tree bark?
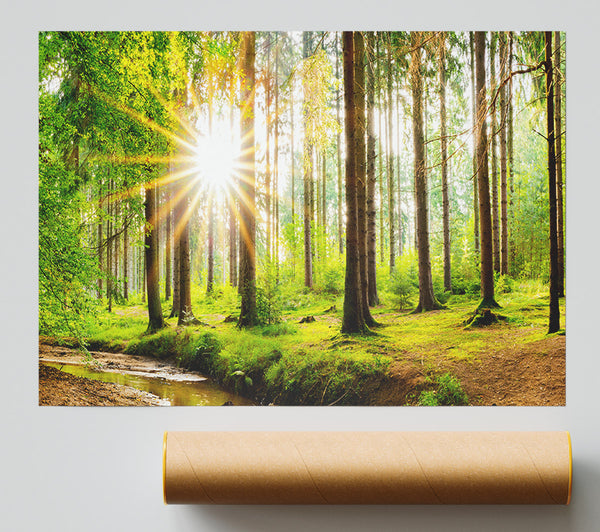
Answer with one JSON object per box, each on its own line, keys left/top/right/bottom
{"left": 499, "top": 32, "right": 509, "bottom": 275}
{"left": 238, "top": 31, "right": 257, "bottom": 327}
{"left": 475, "top": 31, "right": 499, "bottom": 309}
{"left": 386, "top": 33, "right": 395, "bottom": 272}
{"left": 545, "top": 32, "right": 560, "bottom": 333}
{"left": 144, "top": 176, "right": 165, "bottom": 332}
{"left": 439, "top": 33, "right": 451, "bottom": 293}
{"left": 341, "top": 32, "right": 367, "bottom": 334}
{"left": 411, "top": 32, "right": 442, "bottom": 313}
{"left": 489, "top": 34, "right": 500, "bottom": 273}
{"left": 508, "top": 32, "right": 515, "bottom": 274}
{"left": 365, "top": 32, "right": 379, "bottom": 306}
{"left": 354, "top": 33, "right": 377, "bottom": 325}
{"left": 554, "top": 31, "right": 565, "bottom": 298}
{"left": 336, "top": 32, "right": 343, "bottom": 256}
{"left": 302, "top": 31, "right": 313, "bottom": 288}
{"left": 470, "top": 32, "right": 480, "bottom": 254}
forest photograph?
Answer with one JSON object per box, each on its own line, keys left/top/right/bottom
{"left": 38, "top": 30, "right": 565, "bottom": 406}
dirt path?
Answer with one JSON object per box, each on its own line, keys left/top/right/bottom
{"left": 39, "top": 364, "right": 164, "bottom": 406}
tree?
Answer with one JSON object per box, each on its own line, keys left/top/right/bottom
{"left": 554, "top": 31, "right": 565, "bottom": 298}
{"left": 302, "top": 31, "right": 314, "bottom": 289}
{"left": 365, "top": 32, "right": 379, "bottom": 306}
{"left": 475, "top": 31, "right": 499, "bottom": 309}
{"left": 499, "top": 32, "right": 509, "bottom": 275}
{"left": 470, "top": 32, "right": 480, "bottom": 254}
{"left": 545, "top": 32, "right": 560, "bottom": 333}
{"left": 238, "top": 31, "right": 257, "bottom": 328}
{"left": 341, "top": 32, "right": 367, "bottom": 334}
{"left": 489, "top": 34, "right": 500, "bottom": 273}
{"left": 439, "top": 32, "right": 452, "bottom": 293}
{"left": 411, "top": 32, "right": 443, "bottom": 313}
{"left": 386, "top": 33, "right": 396, "bottom": 272}
{"left": 144, "top": 175, "right": 165, "bottom": 332}
{"left": 354, "top": 32, "right": 377, "bottom": 326}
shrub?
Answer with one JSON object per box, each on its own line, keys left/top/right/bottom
{"left": 178, "top": 331, "right": 223, "bottom": 372}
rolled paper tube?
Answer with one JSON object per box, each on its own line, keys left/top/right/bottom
{"left": 163, "top": 431, "right": 572, "bottom": 505}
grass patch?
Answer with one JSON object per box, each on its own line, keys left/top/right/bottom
{"left": 417, "top": 372, "right": 469, "bottom": 406}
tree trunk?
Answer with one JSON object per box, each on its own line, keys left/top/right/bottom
{"left": 489, "top": 34, "right": 500, "bottom": 273}
{"left": 470, "top": 32, "right": 480, "bottom": 254}
{"left": 302, "top": 31, "right": 313, "bottom": 289}
{"left": 354, "top": 33, "right": 377, "bottom": 326}
{"left": 499, "top": 32, "right": 509, "bottom": 275}
{"left": 411, "top": 32, "right": 442, "bottom": 313}
{"left": 265, "top": 32, "right": 272, "bottom": 263}
{"left": 144, "top": 176, "right": 165, "bottom": 332}
{"left": 238, "top": 31, "right": 257, "bottom": 327}
{"left": 177, "top": 180, "right": 195, "bottom": 325}
{"left": 508, "top": 32, "right": 515, "bottom": 274}
{"left": 554, "top": 31, "right": 565, "bottom": 298}
{"left": 475, "top": 31, "right": 499, "bottom": 309}
{"left": 341, "top": 32, "right": 367, "bottom": 334}
{"left": 336, "top": 32, "right": 343, "bottom": 256}
{"left": 365, "top": 32, "right": 379, "bottom": 306}
{"left": 545, "top": 32, "right": 560, "bottom": 333}
{"left": 206, "top": 194, "right": 215, "bottom": 294}
{"left": 386, "top": 34, "right": 395, "bottom": 272}
{"left": 439, "top": 33, "right": 451, "bottom": 293}
{"left": 169, "top": 159, "right": 180, "bottom": 317}
{"left": 274, "top": 33, "right": 280, "bottom": 276}
{"left": 377, "top": 35, "right": 385, "bottom": 264}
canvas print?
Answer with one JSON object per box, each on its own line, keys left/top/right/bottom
{"left": 39, "top": 31, "right": 565, "bottom": 406}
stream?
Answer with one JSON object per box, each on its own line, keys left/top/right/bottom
{"left": 43, "top": 360, "right": 254, "bottom": 406}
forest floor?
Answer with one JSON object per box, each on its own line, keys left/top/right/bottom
{"left": 38, "top": 285, "right": 566, "bottom": 406}
{"left": 39, "top": 363, "right": 163, "bottom": 406}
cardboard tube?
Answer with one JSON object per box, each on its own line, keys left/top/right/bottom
{"left": 163, "top": 431, "right": 572, "bottom": 505}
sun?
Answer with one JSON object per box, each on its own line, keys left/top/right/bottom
{"left": 192, "top": 126, "right": 238, "bottom": 190}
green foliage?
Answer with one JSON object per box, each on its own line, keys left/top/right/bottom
{"left": 264, "top": 350, "right": 391, "bottom": 405}
{"left": 179, "top": 331, "right": 223, "bottom": 372}
{"left": 256, "top": 265, "right": 282, "bottom": 325}
{"left": 315, "top": 261, "right": 344, "bottom": 295}
{"left": 417, "top": 373, "right": 468, "bottom": 406}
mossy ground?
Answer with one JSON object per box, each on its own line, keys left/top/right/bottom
{"left": 50, "top": 279, "right": 565, "bottom": 405}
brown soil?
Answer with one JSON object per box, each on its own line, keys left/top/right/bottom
{"left": 372, "top": 333, "right": 565, "bottom": 406}
{"left": 39, "top": 364, "right": 162, "bottom": 406}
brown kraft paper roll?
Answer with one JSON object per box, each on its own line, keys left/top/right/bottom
{"left": 163, "top": 431, "right": 572, "bottom": 505}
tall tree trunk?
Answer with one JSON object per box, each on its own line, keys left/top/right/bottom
{"left": 238, "top": 31, "right": 257, "bottom": 327}
{"left": 123, "top": 211, "right": 129, "bottom": 300}
{"left": 545, "top": 32, "right": 560, "bottom": 333}
{"left": 97, "top": 192, "right": 103, "bottom": 298}
{"left": 396, "top": 84, "right": 402, "bottom": 257}
{"left": 365, "top": 32, "right": 379, "bottom": 306}
{"left": 499, "top": 32, "right": 509, "bottom": 275}
{"left": 265, "top": 32, "right": 272, "bottom": 263}
{"left": 508, "top": 32, "right": 515, "bottom": 274}
{"left": 489, "top": 34, "right": 500, "bottom": 273}
{"left": 439, "top": 33, "right": 451, "bottom": 293}
{"left": 354, "top": 33, "right": 377, "bottom": 326}
{"left": 206, "top": 194, "right": 215, "bottom": 294}
{"left": 206, "top": 106, "right": 215, "bottom": 295}
{"left": 412, "top": 32, "right": 442, "bottom": 313}
{"left": 144, "top": 175, "right": 165, "bottom": 332}
{"left": 168, "top": 160, "right": 181, "bottom": 317}
{"left": 164, "top": 190, "right": 171, "bottom": 300}
{"left": 470, "top": 32, "right": 480, "bottom": 254}
{"left": 336, "top": 32, "right": 343, "bottom": 256}
{"left": 475, "top": 31, "right": 499, "bottom": 309}
{"left": 377, "top": 35, "right": 385, "bottom": 264}
{"left": 228, "top": 92, "right": 238, "bottom": 288}
{"left": 302, "top": 31, "right": 313, "bottom": 288}
{"left": 341, "top": 32, "right": 367, "bottom": 334}
{"left": 274, "top": 33, "right": 280, "bottom": 276}
{"left": 177, "top": 179, "right": 195, "bottom": 325}
{"left": 386, "top": 34, "right": 396, "bottom": 272}
{"left": 554, "top": 31, "right": 565, "bottom": 298}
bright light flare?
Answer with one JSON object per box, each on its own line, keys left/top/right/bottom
{"left": 193, "top": 125, "right": 238, "bottom": 190}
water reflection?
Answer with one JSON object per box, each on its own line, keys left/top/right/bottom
{"left": 45, "top": 362, "right": 254, "bottom": 406}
